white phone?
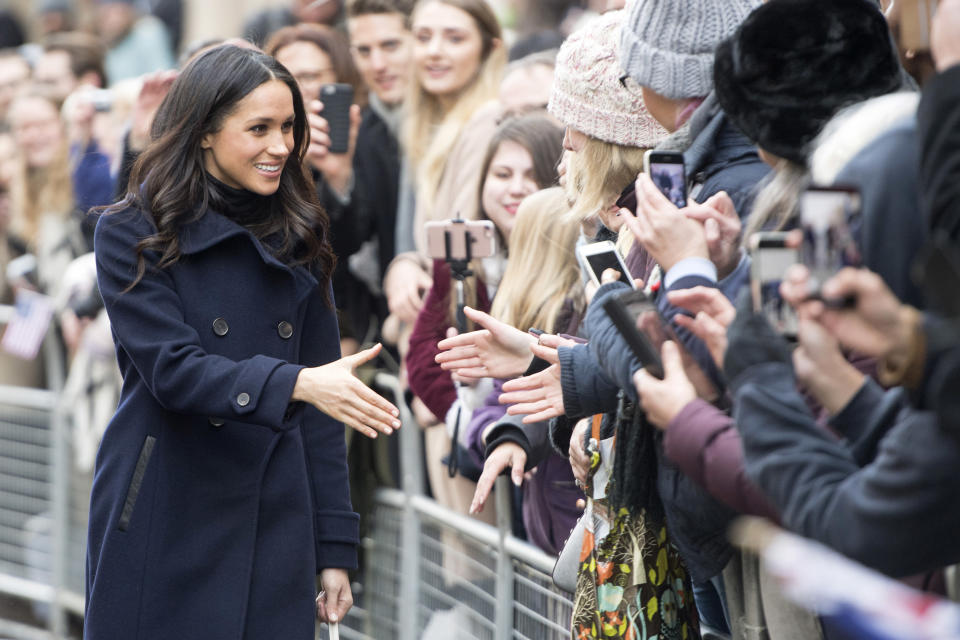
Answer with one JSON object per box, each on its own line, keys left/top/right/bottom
{"left": 576, "top": 241, "right": 636, "bottom": 289}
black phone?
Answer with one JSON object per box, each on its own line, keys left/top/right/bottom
{"left": 749, "top": 232, "right": 800, "bottom": 339}
{"left": 602, "top": 289, "right": 664, "bottom": 379}
{"left": 644, "top": 150, "right": 686, "bottom": 208}
{"left": 799, "top": 185, "right": 862, "bottom": 294}
{"left": 319, "top": 83, "right": 353, "bottom": 154}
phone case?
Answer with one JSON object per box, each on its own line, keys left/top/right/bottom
{"left": 602, "top": 293, "right": 664, "bottom": 379}
{"left": 319, "top": 83, "right": 353, "bottom": 154}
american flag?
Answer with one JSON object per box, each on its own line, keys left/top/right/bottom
{"left": 2, "top": 289, "right": 54, "bottom": 360}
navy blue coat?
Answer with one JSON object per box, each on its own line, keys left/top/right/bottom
{"left": 86, "top": 204, "right": 358, "bottom": 640}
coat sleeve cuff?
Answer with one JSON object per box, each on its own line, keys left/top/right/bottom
{"left": 227, "top": 359, "right": 305, "bottom": 430}
{"left": 314, "top": 510, "right": 360, "bottom": 572}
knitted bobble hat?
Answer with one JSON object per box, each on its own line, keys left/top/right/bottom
{"left": 714, "top": 0, "right": 904, "bottom": 166}
{"left": 548, "top": 10, "right": 667, "bottom": 148}
{"left": 621, "top": 0, "right": 760, "bottom": 100}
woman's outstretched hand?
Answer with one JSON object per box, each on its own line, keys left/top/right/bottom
{"left": 293, "top": 343, "right": 400, "bottom": 438}
{"left": 435, "top": 306, "right": 537, "bottom": 380}
{"left": 498, "top": 336, "right": 572, "bottom": 423}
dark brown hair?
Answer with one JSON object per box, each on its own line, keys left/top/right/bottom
{"left": 476, "top": 112, "right": 564, "bottom": 213}
{"left": 43, "top": 31, "right": 106, "bottom": 87}
{"left": 107, "top": 45, "right": 336, "bottom": 303}
{"left": 346, "top": 0, "right": 415, "bottom": 21}
{"left": 264, "top": 23, "right": 367, "bottom": 108}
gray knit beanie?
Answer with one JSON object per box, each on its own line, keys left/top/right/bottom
{"left": 620, "top": 0, "right": 761, "bottom": 100}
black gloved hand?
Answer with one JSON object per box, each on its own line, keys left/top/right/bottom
{"left": 723, "top": 290, "right": 794, "bottom": 383}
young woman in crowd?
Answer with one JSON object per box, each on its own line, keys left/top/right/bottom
{"left": 86, "top": 45, "right": 399, "bottom": 640}
{"left": 381, "top": 0, "right": 506, "bottom": 330}
{"left": 7, "top": 91, "right": 94, "bottom": 295}
{"left": 406, "top": 112, "right": 562, "bottom": 519}
{"left": 463, "top": 186, "right": 586, "bottom": 556}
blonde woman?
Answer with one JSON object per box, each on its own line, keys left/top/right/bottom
{"left": 382, "top": 0, "right": 506, "bottom": 328}
{"left": 464, "top": 187, "right": 587, "bottom": 556}
{"left": 406, "top": 113, "right": 562, "bottom": 521}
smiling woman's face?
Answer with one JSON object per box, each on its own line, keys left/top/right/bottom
{"left": 201, "top": 80, "right": 296, "bottom": 196}
{"left": 411, "top": 2, "right": 484, "bottom": 101}
{"left": 481, "top": 140, "right": 538, "bottom": 240}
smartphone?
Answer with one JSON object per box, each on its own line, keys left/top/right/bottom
{"left": 602, "top": 289, "right": 664, "bottom": 379}
{"left": 749, "top": 232, "right": 800, "bottom": 339}
{"left": 319, "top": 83, "right": 353, "bottom": 154}
{"left": 576, "top": 241, "right": 636, "bottom": 289}
{"left": 424, "top": 219, "right": 497, "bottom": 261}
{"left": 643, "top": 150, "right": 686, "bottom": 208}
{"left": 799, "top": 186, "right": 862, "bottom": 294}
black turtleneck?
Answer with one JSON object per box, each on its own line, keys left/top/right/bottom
{"left": 206, "top": 173, "right": 272, "bottom": 228}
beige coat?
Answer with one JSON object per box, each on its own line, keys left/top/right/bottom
{"left": 413, "top": 101, "right": 502, "bottom": 255}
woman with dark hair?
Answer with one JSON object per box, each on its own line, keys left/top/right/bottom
{"left": 85, "top": 45, "right": 399, "bottom": 640}
{"left": 405, "top": 112, "right": 562, "bottom": 521}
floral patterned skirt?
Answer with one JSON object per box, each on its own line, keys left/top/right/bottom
{"left": 571, "top": 505, "right": 700, "bottom": 640}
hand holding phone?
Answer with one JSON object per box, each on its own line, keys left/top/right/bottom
{"left": 749, "top": 232, "right": 801, "bottom": 339}
{"left": 799, "top": 186, "right": 862, "bottom": 295}
{"left": 319, "top": 83, "right": 354, "bottom": 154}
{"left": 576, "top": 241, "right": 636, "bottom": 289}
{"left": 602, "top": 289, "right": 664, "bottom": 379}
{"left": 643, "top": 150, "right": 687, "bottom": 208}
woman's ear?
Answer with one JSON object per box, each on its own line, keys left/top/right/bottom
{"left": 200, "top": 134, "right": 213, "bottom": 151}
{"left": 491, "top": 37, "right": 502, "bottom": 52}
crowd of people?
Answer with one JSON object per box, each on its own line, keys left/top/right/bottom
{"left": 1, "top": 0, "right": 959, "bottom": 637}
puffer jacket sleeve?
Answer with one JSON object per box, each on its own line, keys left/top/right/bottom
{"left": 95, "top": 209, "right": 304, "bottom": 430}
{"left": 733, "top": 360, "right": 960, "bottom": 577}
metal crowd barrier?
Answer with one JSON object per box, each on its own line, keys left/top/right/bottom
{"left": 0, "top": 327, "right": 573, "bottom": 638}
{"left": 316, "top": 373, "right": 574, "bottom": 639}
{"left": 0, "top": 304, "right": 79, "bottom": 640}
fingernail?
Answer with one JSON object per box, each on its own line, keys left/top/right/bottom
{"left": 393, "top": 420, "right": 401, "bottom": 428}
{"left": 512, "top": 475, "right": 522, "bottom": 487}
{"left": 392, "top": 409, "right": 399, "bottom": 417}
{"left": 384, "top": 427, "right": 393, "bottom": 435}
{"left": 330, "top": 614, "right": 338, "bottom": 622}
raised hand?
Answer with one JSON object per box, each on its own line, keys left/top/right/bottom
{"left": 305, "top": 99, "right": 361, "bottom": 196}
{"left": 633, "top": 341, "right": 697, "bottom": 430}
{"left": 498, "top": 340, "right": 568, "bottom": 424}
{"left": 624, "top": 172, "right": 710, "bottom": 273}
{"left": 682, "top": 191, "right": 743, "bottom": 278}
{"left": 292, "top": 343, "right": 400, "bottom": 438}
{"left": 667, "top": 286, "right": 736, "bottom": 368}
{"left": 435, "top": 306, "right": 536, "bottom": 380}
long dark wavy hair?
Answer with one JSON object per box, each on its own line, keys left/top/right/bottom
{"left": 108, "top": 45, "right": 336, "bottom": 302}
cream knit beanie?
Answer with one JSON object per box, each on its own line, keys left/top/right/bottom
{"left": 548, "top": 10, "right": 667, "bottom": 148}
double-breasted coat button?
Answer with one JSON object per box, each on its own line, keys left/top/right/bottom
{"left": 277, "top": 321, "right": 294, "bottom": 339}
{"left": 212, "top": 317, "right": 229, "bottom": 336}
{"left": 237, "top": 393, "right": 250, "bottom": 407}
{"left": 209, "top": 418, "right": 225, "bottom": 427}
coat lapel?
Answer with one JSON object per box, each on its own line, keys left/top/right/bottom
{"left": 178, "top": 209, "right": 319, "bottom": 303}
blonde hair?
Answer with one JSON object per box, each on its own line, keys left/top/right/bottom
{"left": 564, "top": 135, "right": 647, "bottom": 222}
{"left": 490, "top": 187, "right": 583, "bottom": 333}
{"left": 8, "top": 94, "right": 73, "bottom": 249}
{"left": 403, "top": 0, "right": 506, "bottom": 213}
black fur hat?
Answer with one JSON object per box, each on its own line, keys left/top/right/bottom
{"left": 714, "top": 0, "right": 903, "bottom": 166}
